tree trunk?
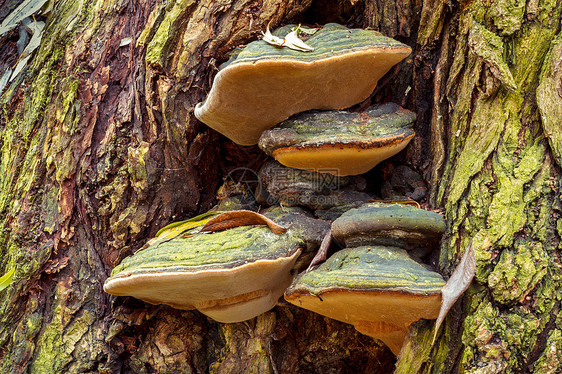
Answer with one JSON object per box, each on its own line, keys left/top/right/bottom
{"left": 0, "top": 0, "right": 560, "bottom": 373}
{"left": 396, "top": 1, "right": 562, "bottom": 373}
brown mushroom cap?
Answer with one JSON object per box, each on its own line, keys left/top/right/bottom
{"left": 195, "top": 23, "right": 411, "bottom": 145}
{"left": 105, "top": 255, "right": 299, "bottom": 323}
{"left": 104, "top": 225, "right": 304, "bottom": 323}
{"left": 284, "top": 246, "right": 445, "bottom": 354}
{"left": 259, "top": 103, "right": 416, "bottom": 176}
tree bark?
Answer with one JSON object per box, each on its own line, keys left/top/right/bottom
{"left": 397, "top": 1, "right": 562, "bottom": 373}
{"left": 0, "top": 0, "right": 560, "bottom": 373}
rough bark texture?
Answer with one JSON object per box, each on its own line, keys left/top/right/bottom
{"left": 1, "top": 0, "right": 560, "bottom": 373}
{"left": 397, "top": 1, "right": 562, "bottom": 373}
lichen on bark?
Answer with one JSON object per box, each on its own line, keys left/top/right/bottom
{"left": 397, "top": 1, "right": 562, "bottom": 373}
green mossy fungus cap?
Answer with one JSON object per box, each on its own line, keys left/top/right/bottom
{"left": 284, "top": 246, "right": 445, "bottom": 354}
{"left": 104, "top": 225, "right": 304, "bottom": 323}
{"left": 195, "top": 23, "right": 412, "bottom": 145}
{"left": 286, "top": 246, "right": 445, "bottom": 295}
{"left": 331, "top": 202, "right": 446, "bottom": 249}
{"left": 258, "top": 103, "right": 416, "bottom": 176}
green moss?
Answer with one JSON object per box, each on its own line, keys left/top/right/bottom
{"left": 98, "top": 171, "right": 129, "bottom": 217}
{"left": 30, "top": 303, "right": 95, "bottom": 373}
{"left": 395, "top": 318, "right": 459, "bottom": 373}
{"left": 513, "top": 17, "right": 560, "bottom": 93}
{"left": 0, "top": 241, "right": 52, "bottom": 302}
{"left": 41, "top": 185, "right": 59, "bottom": 234}
{"left": 455, "top": 248, "right": 559, "bottom": 374}
{"left": 487, "top": 242, "right": 547, "bottom": 304}
{"left": 532, "top": 328, "right": 562, "bottom": 372}
{"left": 533, "top": 268, "right": 562, "bottom": 319}
{"left": 0, "top": 0, "right": 146, "bottom": 371}
{"left": 417, "top": 1, "right": 446, "bottom": 45}
{"left": 56, "top": 78, "right": 80, "bottom": 135}
{"left": 537, "top": 33, "right": 562, "bottom": 168}
{"left": 0, "top": 48, "right": 62, "bottom": 213}
{"left": 468, "top": 20, "right": 516, "bottom": 91}
{"left": 435, "top": 46, "right": 480, "bottom": 206}
{"left": 461, "top": 299, "right": 507, "bottom": 368}
{"left": 288, "top": 246, "right": 445, "bottom": 294}
{"left": 127, "top": 142, "right": 150, "bottom": 193}
{"left": 445, "top": 93, "right": 546, "bottom": 265}
{"left": 485, "top": 131, "right": 544, "bottom": 248}
{"left": 0, "top": 239, "right": 72, "bottom": 373}
{"left": 145, "top": 0, "right": 195, "bottom": 68}
{"left": 210, "top": 313, "right": 275, "bottom": 373}
{"left": 137, "top": 1, "right": 166, "bottom": 47}
{"left": 110, "top": 225, "right": 303, "bottom": 277}
{"left": 487, "top": 0, "right": 525, "bottom": 36}
{"left": 525, "top": 164, "right": 555, "bottom": 242}
{"left": 446, "top": 95, "right": 507, "bottom": 209}
{"left": 412, "top": 1, "right": 562, "bottom": 373}
{"left": 535, "top": 0, "right": 560, "bottom": 22}
{"left": 111, "top": 203, "right": 149, "bottom": 238}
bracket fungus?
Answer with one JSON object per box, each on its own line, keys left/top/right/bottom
{"left": 285, "top": 203, "right": 476, "bottom": 355}
{"left": 258, "top": 103, "right": 416, "bottom": 176}
{"left": 195, "top": 23, "right": 411, "bottom": 145}
{"left": 104, "top": 212, "right": 305, "bottom": 323}
{"left": 284, "top": 246, "right": 445, "bottom": 354}
{"left": 331, "top": 202, "right": 446, "bottom": 250}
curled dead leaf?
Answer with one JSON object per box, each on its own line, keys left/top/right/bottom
{"left": 284, "top": 29, "right": 314, "bottom": 52}
{"left": 433, "top": 241, "right": 476, "bottom": 344}
{"left": 134, "top": 211, "right": 221, "bottom": 254}
{"left": 262, "top": 27, "right": 286, "bottom": 47}
{"left": 155, "top": 211, "right": 220, "bottom": 238}
{"left": 307, "top": 229, "right": 332, "bottom": 270}
{"left": 200, "top": 210, "right": 289, "bottom": 234}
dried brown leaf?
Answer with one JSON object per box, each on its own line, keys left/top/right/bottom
{"left": 200, "top": 210, "right": 289, "bottom": 234}
{"left": 307, "top": 229, "right": 332, "bottom": 270}
{"left": 433, "top": 241, "right": 476, "bottom": 344}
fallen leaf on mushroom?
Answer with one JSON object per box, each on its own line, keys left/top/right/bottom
{"left": 262, "top": 25, "right": 315, "bottom": 52}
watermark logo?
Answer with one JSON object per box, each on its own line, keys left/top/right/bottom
{"left": 223, "top": 166, "right": 342, "bottom": 207}
{"left": 223, "top": 167, "right": 261, "bottom": 194}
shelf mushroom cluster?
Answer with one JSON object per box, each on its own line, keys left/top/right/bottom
{"left": 104, "top": 224, "right": 302, "bottom": 323}
{"left": 103, "top": 23, "right": 475, "bottom": 357}
{"left": 285, "top": 203, "right": 447, "bottom": 354}
{"left": 195, "top": 23, "right": 415, "bottom": 177}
